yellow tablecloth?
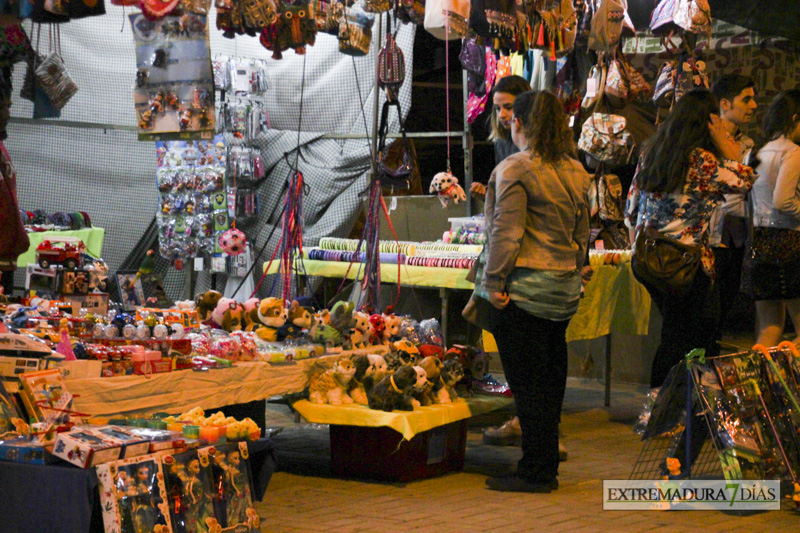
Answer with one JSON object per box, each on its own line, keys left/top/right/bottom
{"left": 566, "top": 263, "right": 651, "bottom": 342}
{"left": 265, "top": 255, "right": 474, "bottom": 289}
{"left": 69, "top": 347, "right": 388, "bottom": 418}
{"left": 18, "top": 228, "right": 106, "bottom": 267}
{"left": 293, "top": 395, "right": 513, "bottom": 441}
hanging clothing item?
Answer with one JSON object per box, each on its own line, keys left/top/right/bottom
{"left": 509, "top": 52, "right": 524, "bottom": 76}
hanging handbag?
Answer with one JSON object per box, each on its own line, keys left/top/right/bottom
{"left": 338, "top": 6, "right": 374, "bottom": 56}
{"left": 396, "top": 0, "right": 425, "bottom": 24}
{"left": 631, "top": 227, "right": 701, "bottom": 298}
{"left": 652, "top": 60, "right": 677, "bottom": 108}
{"left": 588, "top": 167, "right": 629, "bottom": 249}
{"left": 673, "top": 0, "right": 711, "bottom": 37}
{"left": 378, "top": 32, "right": 405, "bottom": 95}
{"left": 376, "top": 100, "right": 413, "bottom": 190}
{"left": 673, "top": 55, "right": 708, "bottom": 104}
{"left": 32, "top": 25, "right": 77, "bottom": 112}
{"left": 587, "top": 0, "right": 625, "bottom": 53}
{"left": 577, "top": 112, "right": 635, "bottom": 166}
{"left": 604, "top": 57, "right": 629, "bottom": 110}
{"left": 423, "top": 0, "right": 470, "bottom": 40}
{"left": 649, "top": 0, "right": 678, "bottom": 36}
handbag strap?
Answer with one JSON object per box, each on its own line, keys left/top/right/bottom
{"left": 377, "top": 99, "right": 410, "bottom": 157}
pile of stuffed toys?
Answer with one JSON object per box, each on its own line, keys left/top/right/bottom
{"left": 194, "top": 289, "right": 488, "bottom": 412}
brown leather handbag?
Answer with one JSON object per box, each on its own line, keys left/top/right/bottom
{"left": 631, "top": 227, "right": 701, "bottom": 298}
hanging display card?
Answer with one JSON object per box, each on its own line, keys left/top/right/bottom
{"left": 130, "top": 12, "right": 216, "bottom": 141}
{"left": 155, "top": 135, "right": 228, "bottom": 260}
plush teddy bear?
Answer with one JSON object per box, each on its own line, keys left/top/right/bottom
{"left": 429, "top": 171, "right": 466, "bottom": 208}
{"left": 196, "top": 290, "right": 223, "bottom": 322}
{"left": 367, "top": 365, "right": 417, "bottom": 412}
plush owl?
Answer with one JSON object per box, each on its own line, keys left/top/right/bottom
{"left": 259, "top": 0, "right": 317, "bottom": 59}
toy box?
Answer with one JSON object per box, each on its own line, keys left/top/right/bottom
{"left": 95, "top": 453, "right": 173, "bottom": 533}
{"left": 0, "top": 356, "right": 48, "bottom": 378}
{"left": 18, "top": 369, "right": 74, "bottom": 429}
{"left": 329, "top": 419, "right": 467, "bottom": 482}
{"left": 63, "top": 293, "right": 110, "bottom": 316}
{"left": 51, "top": 427, "right": 122, "bottom": 468}
{"left": 90, "top": 425, "right": 152, "bottom": 459}
{"left": 0, "top": 437, "right": 60, "bottom": 465}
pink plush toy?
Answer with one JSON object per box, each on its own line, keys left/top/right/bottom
{"left": 429, "top": 171, "right": 466, "bottom": 208}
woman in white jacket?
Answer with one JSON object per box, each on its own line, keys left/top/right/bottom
{"left": 742, "top": 89, "right": 800, "bottom": 346}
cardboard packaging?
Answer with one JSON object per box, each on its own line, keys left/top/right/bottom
{"left": 51, "top": 427, "right": 122, "bottom": 468}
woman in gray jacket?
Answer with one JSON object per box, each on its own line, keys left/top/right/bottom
{"left": 482, "top": 91, "right": 591, "bottom": 493}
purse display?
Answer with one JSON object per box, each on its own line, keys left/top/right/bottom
{"left": 577, "top": 112, "right": 635, "bottom": 166}
{"left": 376, "top": 100, "right": 413, "bottom": 190}
{"left": 631, "top": 227, "right": 701, "bottom": 298}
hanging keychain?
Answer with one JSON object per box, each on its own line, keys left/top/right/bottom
{"left": 429, "top": 16, "right": 466, "bottom": 208}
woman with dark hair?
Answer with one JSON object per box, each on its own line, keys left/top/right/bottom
{"left": 625, "top": 89, "right": 756, "bottom": 390}
{"left": 481, "top": 91, "right": 591, "bottom": 492}
{"left": 470, "top": 75, "right": 531, "bottom": 198}
{"left": 741, "top": 89, "right": 800, "bottom": 346}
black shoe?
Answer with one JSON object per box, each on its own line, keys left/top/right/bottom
{"left": 486, "top": 475, "right": 558, "bottom": 493}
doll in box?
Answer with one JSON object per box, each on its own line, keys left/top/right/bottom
{"left": 225, "top": 448, "right": 254, "bottom": 527}
{"left": 182, "top": 457, "right": 213, "bottom": 533}
{"left": 129, "top": 463, "right": 158, "bottom": 533}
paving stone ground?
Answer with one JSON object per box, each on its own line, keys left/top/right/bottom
{"left": 254, "top": 376, "right": 799, "bottom": 532}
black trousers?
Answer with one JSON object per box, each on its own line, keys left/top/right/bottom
{"left": 636, "top": 269, "right": 721, "bottom": 389}
{"left": 712, "top": 245, "right": 745, "bottom": 336}
{"left": 488, "top": 301, "right": 569, "bottom": 483}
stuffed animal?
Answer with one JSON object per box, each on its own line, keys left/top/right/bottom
{"left": 196, "top": 290, "right": 223, "bottom": 321}
{"left": 391, "top": 339, "right": 421, "bottom": 361}
{"left": 409, "top": 365, "right": 428, "bottom": 409}
{"left": 429, "top": 171, "right": 466, "bottom": 208}
{"left": 347, "top": 354, "right": 372, "bottom": 405}
{"left": 367, "top": 365, "right": 417, "bottom": 412}
{"left": 259, "top": 0, "right": 317, "bottom": 60}
{"left": 367, "top": 353, "right": 389, "bottom": 382}
{"left": 368, "top": 313, "right": 386, "bottom": 345}
{"left": 385, "top": 345, "right": 419, "bottom": 371}
{"left": 221, "top": 301, "right": 246, "bottom": 333}
{"left": 310, "top": 301, "right": 354, "bottom": 349}
{"left": 417, "top": 356, "right": 443, "bottom": 405}
{"left": 277, "top": 300, "right": 314, "bottom": 341}
{"left": 437, "top": 359, "right": 464, "bottom": 404}
{"left": 248, "top": 297, "right": 286, "bottom": 341}
{"left": 210, "top": 297, "right": 236, "bottom": 329}
{"left": 308, "top": 358, "right": 356, "bottom": 405}
{"left": 242, "top": 297, "right": 261, "bottom": 331}
{"left": 350, "top": 310, "right": 370, "bottom": 349}
{"left": 381, "top": 306, "right": 402, "bottom": 342}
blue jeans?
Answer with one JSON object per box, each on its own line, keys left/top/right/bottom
{"left": 489, "top": 301, "right": 569, "bottom": 483}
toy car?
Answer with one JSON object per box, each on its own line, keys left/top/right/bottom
{"left": 36, "top": 237, "right": 86, "bottom": 270}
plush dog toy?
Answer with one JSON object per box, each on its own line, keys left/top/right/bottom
{"left": 409, "top": 365, "right": 428, "bottom": 409}
{"left": 429, "top": 171, "right": 466, "bottom": 208}
{"left": 250, "top": 297, "right": 287, "bottom": 341}
{"left": 348, "top": 354, "right": 373, "bottom": 405}
{"left": 350, "top": 310, "right": 370, "bottom": 349}
{"left": 438, "top": 358, "right": 465, "bottom": 403}
{"left": 278, "top": 300, "right": 314, "bottom": 341}
{"left": 196, "top": 290, "right": 223, "bottom": 321}
{"left": 368, "top": 365, "right": 417, "bottom": 412}
{"left": 417, "top": 356, "right": 443, "bottom": 405}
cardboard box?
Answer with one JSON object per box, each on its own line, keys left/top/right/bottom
{"left": 133, "top": 359, "right": 172, "bottom": 375}
{"left": 63, "top": 293, "right": 109, "bottom": 316}
{"left": 0, "top": 438, "right": 59, "bottom": 465}
{"left": 55, "top": 360, "right": 103, "bottom": 380}
{"left": 0, "top": 356, "right": 46, "bottom": 378}
{"left": 18, "top": 369, "right": 73, "bottom": 428}
{"left": 90, "top": 426, "right": 151, "bottom": 459}
{"left": 329, "top": 420, "right": 467, "bottom": 482}
{"left": 51, "top": 427, "right": 122, "bottom": 468}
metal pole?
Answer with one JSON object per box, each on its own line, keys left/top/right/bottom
{"left": 370, "top": 13, "right": 383, "bottom": 183}
{"left": 685, "top": 362, "right": 692, "bottom": 479}
{"left": 463, "top": 68, "right": 473, "bottom": 216}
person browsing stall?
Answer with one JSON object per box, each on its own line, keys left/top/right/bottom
{"left": 481, "top": 91, "right": 591, "bottom": 493}
{"left": 741, "top": 90, "right": 800, "bottom": 347}
{"left": 625, "top": 89, "right": 756, "bottom": 390}
{"left": 469, "top": 75, "right": 531, "bottom": 198}
{"left": 708, "top": 75, "right": 758, "bottom": 340}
